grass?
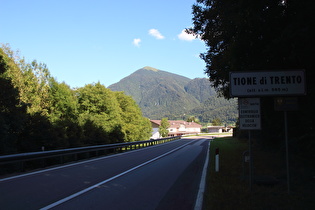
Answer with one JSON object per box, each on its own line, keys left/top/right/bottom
{"left": 203, "top": 137, "right": 315, "bottom": 210}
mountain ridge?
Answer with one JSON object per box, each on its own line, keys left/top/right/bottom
{"left": 108, "top": 66, "right": 237, "bottom": 124}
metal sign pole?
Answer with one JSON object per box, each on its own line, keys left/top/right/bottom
{"left": 248, "top": 130, "right": 253, "bottom": 192}
{"left": 238, "top": 98, "right": 260, "bottom": 192}
{"left": 284, "top": 111, "right": 290, "bottom": 194}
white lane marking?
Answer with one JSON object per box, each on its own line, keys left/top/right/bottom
{"left": 40, "top": 140, "right": 193, "bottom": 210}
{"left": 0, "top": 139, "right": 183, "bottom": 182}
{"left": 194, "top": 140, "right": 211, "bottom": 210}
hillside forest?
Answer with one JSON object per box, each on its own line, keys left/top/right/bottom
{"left": 108, "top": 67, "right": 238, "bottom": 125}
{"left": 0, "top": 44, "right": 152, "bottom": 155}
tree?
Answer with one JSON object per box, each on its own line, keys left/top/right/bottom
{"left": 46, "top": 78, "right": 83, "bottom": 148}
{"left": 211, "top": 118, "right": 222, "bottom": 126}
{"left": 76, "top": 82, "right": 125, "bottom": 144}
{"left": 47, "top": 78, "right": 78, "bottom": 122}
{"left": 0, "top": 48, "right": 26, "bottom": 154}
{"left": 114, "top": 92, "right": 152, "bottom": 142}
{"left": 186, "top": 116, "right": 200, "bottom": 124}
{"left": 1, "top": 46, "right": 65, "bottom": 152}
{"left": 189, "top": 0, "right": 315, "bottom": 153}
{"left": 189, "top": 0, "right": 315, "bottom": 98}
{"left": 1, "top": 44, "right": 51, "bottom": 115}
{"left": 159, "top": 118, "right": 170, "bottom": 138}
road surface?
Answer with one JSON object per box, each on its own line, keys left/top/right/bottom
{"left": 0, "top": 137, "right": 210, "bottom": 210}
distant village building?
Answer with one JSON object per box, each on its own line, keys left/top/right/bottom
{"left": 207, "top": 126, "right": 234, "bottom": 133}
{"left": 150, "top": 120, "right": 202, "bottom": 139}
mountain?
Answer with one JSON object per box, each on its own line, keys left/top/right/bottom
{"left": 108, "top": 66, "right": 237, "bottom": 124}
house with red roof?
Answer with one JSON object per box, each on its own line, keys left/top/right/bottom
{"left": 150, "top": 120, "right": 202, "bottom": 139}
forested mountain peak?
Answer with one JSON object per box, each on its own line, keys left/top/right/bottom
{"left": 128, "top": 66, "right": 191, "bottom": 83}
{"left": 108, "top": 67, "right": 237, "bottom": 124}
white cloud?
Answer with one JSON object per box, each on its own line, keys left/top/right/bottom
{"left": 148, "top": 29, "right": 165, "bottom": 39}
{"left": 178, "top": 29, "right": 197, "bottom": 41}
{"left": 133, "top": 38, "right": 141, "bottom": 47}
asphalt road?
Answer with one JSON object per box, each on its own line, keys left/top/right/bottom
{"left": 0, "top": 137, "right": 210, "bottom": 210}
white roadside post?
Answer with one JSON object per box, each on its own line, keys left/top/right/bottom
{"left": 215, "top": 148, "right": 219, "bottom": 172}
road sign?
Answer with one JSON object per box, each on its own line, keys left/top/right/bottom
{"left": 239, "top": 98, "right": 261, "bottom": 130}
{"left": 230, "top": 70, "right": 306, "bottom": 97}
{"left": 274, "top": 97, "right": 298, "bottom": 111}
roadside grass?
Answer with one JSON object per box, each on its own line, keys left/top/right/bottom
{"left": 203, "top": 137, "right": 315, "bottom": 210}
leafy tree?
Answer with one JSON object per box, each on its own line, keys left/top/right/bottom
{"left": 1, "top": 47, "right": 63, "bottom": 153}
{"left": 0, "top": 48, "right": 26, "bottom": 154}
{"left": 46, "top": 78, "right": 83, "bottom": 147}
{"left": 186, "top": 116, "right": 200, "bottom": 124}
{"left": 1, "top": 44, "right": 51, "bottom": 115}
{"left": 48, "top": 78, "right": 78, "bottom": 122}
{"left": 81, "top": 119, "right": 109, "bottom": 145}
{"left": 114, "top": 92, "right": 152, "bottom": 142}
{"left": 17, "top": 113, "right": 62, "bottom": 152}
{"left": 211, "top": 118, "right": 222, "bottom": 126}
{"left": 159, "top": 118, "right": 170, "bottom": 138}
{"left": 76, "top": 82, "right": 125, "bottom": 144}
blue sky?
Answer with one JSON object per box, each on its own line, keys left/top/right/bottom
{"left": 0, "top": 0, "right": 207, "bottom": 88}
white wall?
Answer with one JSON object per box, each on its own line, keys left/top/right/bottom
{"left": 151, "top": 127, "right": 161, "bottom": 139}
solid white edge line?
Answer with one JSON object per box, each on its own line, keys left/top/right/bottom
{"left": 194, "top": 140, "right": 211, "bottom": 210}
{"left": 0, "top": 139, "right": 182, "bottom": 182}
{"left": 40, "top": 140, "right": 193, "bottom": 210}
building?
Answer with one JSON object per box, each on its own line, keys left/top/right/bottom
{"left": 207, "top": 125, "right": 234, "bottom": 133}
{"left": 150, "top": 120, "right": 202, "bottom": 139}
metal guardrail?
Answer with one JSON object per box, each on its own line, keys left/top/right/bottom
{"left": 0, "top": 136, "right": 181, "bottom": 172}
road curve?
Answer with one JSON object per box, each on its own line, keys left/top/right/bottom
{"left": 0, "top": 137, "right": 210, "bottom": 210}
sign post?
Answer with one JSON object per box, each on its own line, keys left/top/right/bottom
{"left": 239, "top": 98, "right": 261, "bottom": 191}
{"left": 230, "top": 70, "right": 306, "bottom": 194}
{"left": 274, "top": 97, "right": 298, "bottom": 194}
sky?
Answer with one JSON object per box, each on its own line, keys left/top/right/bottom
{"left": 0, "top": 0, "right": 207, "bottom": 88}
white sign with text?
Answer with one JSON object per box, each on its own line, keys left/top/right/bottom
{"left": 230, "top": 70, "right": 306, "bottom": 97}
{"left": 239, "top": 98, "right": 261, "bottom": 130}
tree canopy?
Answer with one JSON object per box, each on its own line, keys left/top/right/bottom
{"left": 211, "top": 118, "right": 222, "bottom": 126}
{"left": 189, "top": 0, "right": 315, "bottom": 98}
{"left": 189, "top": 0, "right": 315, "bottom": 155}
